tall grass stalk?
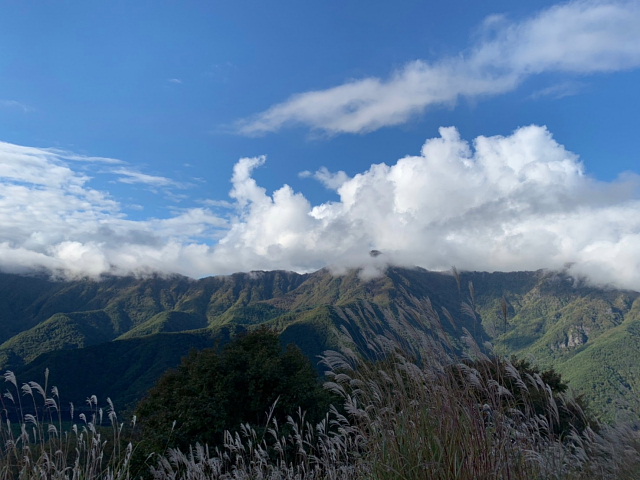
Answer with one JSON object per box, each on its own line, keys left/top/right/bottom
{"left": 150, "top": 317, "right": 640, "bottom": 479}
{"left": 0, "top": 370, "right": 134, "bottom": 480}
{"left": 2, "top": 310, "right": 640, "bottom": 478}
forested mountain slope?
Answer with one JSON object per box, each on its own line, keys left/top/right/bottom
{"left": 1, "top": 267, "right": 638, "bottom": 420}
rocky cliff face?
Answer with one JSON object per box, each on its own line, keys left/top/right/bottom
{"left": 557, "top": 325, "right": 591, "bottom": 349}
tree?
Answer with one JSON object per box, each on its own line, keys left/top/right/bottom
{"left": 135, "top": 328, "right": 334, "bottom": 455}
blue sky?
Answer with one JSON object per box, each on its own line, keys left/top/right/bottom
{"left": 1, "top": 0, "right": 640, "bottom": 287}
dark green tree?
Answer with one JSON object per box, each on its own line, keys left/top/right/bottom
{"left": 135, "top": 328, "right": 334, "bottom": 455}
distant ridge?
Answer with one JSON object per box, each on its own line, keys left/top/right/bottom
{"left": 1, "top": 267, "right": 638, "bottom": 421}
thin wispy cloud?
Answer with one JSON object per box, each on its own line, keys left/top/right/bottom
{"left": 112, "top": 167, "right": 184, "bottom": 188}
{"left": 0, "top": 100, "right": 33, "bottom": 113}
{"left": 205, "top": 62, "right": 237, "bottom": 83}
{"left": 235, "top": 0, "right": 640, "bottom": 135}
{"left": 0, "top": 141, "right": 94, "bottom": 188}
{"left": 528, "top": 81, "right": 584, "bottom": 100}
{"left": 50, "top": 150, "right": 125, "bottom": 165}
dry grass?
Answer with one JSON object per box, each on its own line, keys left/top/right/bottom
{"left": 0, "top": 369, "right": 135, "bottom": 480}
{"left": 1, "top": 320, "right": 639, "bottom": 479}
{"left": 149, "top": 324, "right": 640, "bottom": 479}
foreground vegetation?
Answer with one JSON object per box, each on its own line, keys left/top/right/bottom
{"left": 0, "top": 325, "right": 638, "bottom": 479}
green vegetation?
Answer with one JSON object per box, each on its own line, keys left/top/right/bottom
{"left": 454, "top": 356, "right": 593, "bottom": 437}
{"left": 13, "top": 330, "right": 226, "bottom": 410}
{"left": 0, "top": 310, "right": 118, "bottom": 368}
{"left": 483, "top": 272, "right": 640, "bottom": 422}
{"left": 135, "top": 328, "right": 334, "bottom": 457}
{"left": 2, "top": 266, "right": 640, "bottom": 426}
{"left": 117, "top": 311, "right": 208, "bottom": 339}
{"left": 555, "top": 312, "right": 640, "bottom": 423}
{"left": 3, "top": 321, "right": 638, "bottom": 479}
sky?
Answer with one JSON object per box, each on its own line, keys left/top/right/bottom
{"left": 1, "top": 0, "right": 640, "bottom": 288}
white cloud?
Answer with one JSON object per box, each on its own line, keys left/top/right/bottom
{"left": 0, "top": 100, "right": 32, "bottom": 113}
{"left": 299, "top": 167, "right": 349, "bottom": 190}
{"left": 112, "top": 167, "right": 183, "bottom": 188}
{"left": 528, "top": 81, "right": 584, "bottom": 99}
{"left": 0, "top": 141, "right": 226, "bottom": 279}
{"left": 2, "top": 128, "right": 640, "bottom": 289}
{"left": 206, "top": 125, "right": 640, "bottom": 289}
{"left": 236, "top": 0, "right": 640, "bottom": 135}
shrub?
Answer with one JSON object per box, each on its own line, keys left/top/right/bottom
{"left": 135, "top": 328, "right": 334, "bottom": 456}
{"left": 150, "top": 334, "right": 640, "bottom": 480}
{"left": 1, "top": 335, "right": 639, "bottom": 479}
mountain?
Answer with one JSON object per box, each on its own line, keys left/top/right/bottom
{"left": 1, "top": 267, "right": 638, "bottom": 421}
{"left": 482, "top": 271, "right": 640, "bottom": 422}
{"left": 0, "top": 271, "right": 306, "bottom": 367}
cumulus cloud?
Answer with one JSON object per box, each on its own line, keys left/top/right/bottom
{"left": 299, "top": 167, "right": 349, "bottom": 190}
{"left": 235, "top": 0, "right": 640, "bottom": 135}
{"left": 2, "top": 128, "right": 640, "bottom": 289}
{"left": 208, "top": 125, "right": 640, "bottom": 289}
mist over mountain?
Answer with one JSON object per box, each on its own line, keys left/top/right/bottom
{"left": 2, "top": 125, "right": 640, "bottom": 291}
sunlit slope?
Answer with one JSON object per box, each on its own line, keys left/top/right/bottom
{"left": 0, "top": 270, "right": 307, "bottom": 369}
{"left": 481, "top": 271, "right": 640, "bottom": 421}
{"left": 1, "top": 267, "right": 639, "bottom": 420}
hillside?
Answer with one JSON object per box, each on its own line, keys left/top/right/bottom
{"left": 1, "top": 267, "right": 638, "bottom": 421}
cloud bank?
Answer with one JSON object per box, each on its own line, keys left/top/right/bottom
{"left": 0, "top": 141, "right": 226, "bottom": 278}
{"left": 2, "top": 127, "right": 640, "bottom": 289}
{"left": 236, "top": 0, "right": 640, "bottom": 135}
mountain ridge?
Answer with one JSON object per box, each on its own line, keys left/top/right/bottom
{"left": 1, "top": 266, "right": 638, "bottom": 421}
